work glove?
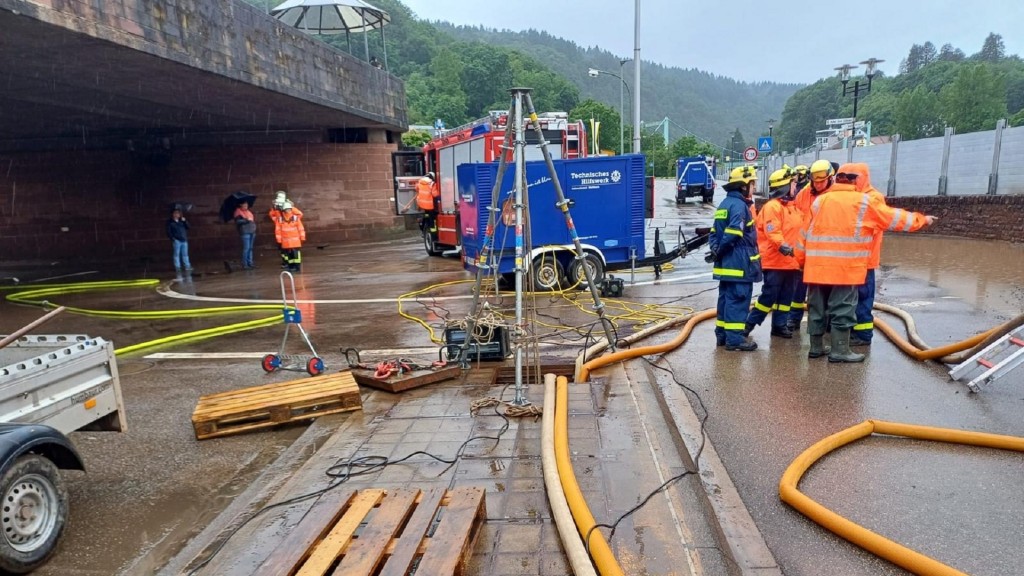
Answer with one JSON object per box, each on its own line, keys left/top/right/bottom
{"left": 704, "top": 249, "right": 718, "bottom": 264}
{"left": 779, "top": 244, "right": 794, "bottom": 257}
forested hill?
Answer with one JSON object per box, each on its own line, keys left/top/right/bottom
{"left": 435, "top": 23, "right": 802, "bottom": 150}
{"left": 777, "top": 34, "right": 1024, "bottom": 151}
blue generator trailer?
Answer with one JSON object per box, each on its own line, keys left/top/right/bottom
{"left": 676, "top": 155, "right": 717, "bottom": 204}
{"left": 457, "top": 155, "right": 708, "bottom": 291}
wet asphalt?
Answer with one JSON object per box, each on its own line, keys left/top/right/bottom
{"left": 1, "top": 179, "right": 1022, "bottom": 575}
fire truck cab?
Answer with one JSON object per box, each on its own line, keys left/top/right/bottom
{"left": 392, "top": 111, "right": 587, "bottom": 256}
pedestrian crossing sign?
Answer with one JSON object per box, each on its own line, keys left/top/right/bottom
{"left": 758, "top": 137, "right": 773, "bottom": 153}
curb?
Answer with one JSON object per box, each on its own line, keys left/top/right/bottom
{"left": 635, "top": 360, "right": 783, "bottom": 576}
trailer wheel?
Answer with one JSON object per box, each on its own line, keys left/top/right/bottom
{"left": 702, "top": 190, "right": 714, "bottom": 203}
{"left": 530, "top": 254, "right": 564, "bottom": 292}
{"left": 0, "top": 455, "right": 69, "bottom": 575}
{"left": 567, "top": 253, "right": 605, "bottom": 289}
{"left": 261, "top": 354, "right": 279, "bottom": 373}
{"left": 423, "top": 229, "right": 443, "bottom": 257}
{"left": 306, "top": 357, "right": 324, "bottom": 376}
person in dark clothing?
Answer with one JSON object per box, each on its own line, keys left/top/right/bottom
{"left": 166, "top": 208, "right": 192, "bottom": 272}
{"left": 707, "top": 165, "right": 763, "bottom": 351}
{"left": 233, "top": 201, "right": 257, "bottom": 269}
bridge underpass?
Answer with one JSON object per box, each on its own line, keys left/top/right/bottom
{"left": 0, "top": 0, "right": 407, "bottom": 264}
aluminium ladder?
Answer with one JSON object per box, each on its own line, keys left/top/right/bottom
{"left": 948, "top": 326, "right": 1024, "bottom": 392}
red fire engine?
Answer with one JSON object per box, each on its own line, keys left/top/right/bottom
{"left": 391, "top": 111, "right": 587, "bottom": 256}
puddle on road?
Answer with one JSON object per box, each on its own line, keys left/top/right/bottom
{"left": 882, "top": 235, "right": 1024, "bottom": 313}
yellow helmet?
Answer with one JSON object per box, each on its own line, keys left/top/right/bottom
{"left": 769, "top": 166, "right": 793, "bottom": 189}
{"left": 809, "top": 159, "right": 833, "bottom": 177}
{"left": 728, "top": 165, "right": 758, "bottom": 185}
{"left": 794, "top": 165, "right": 809, "bottom": 176}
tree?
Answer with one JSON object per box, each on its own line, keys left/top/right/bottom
{"left": 728, "top": 128, "right": 747, "bottom": 155}
{"left": 569, "top": 99, "right": 621, "bottom": 153}
{"left": 894, "top": 86, "right": 942, "bottom": 139}
{"left": 670, "top": 136, "right": 717, "bottom": 160}
{"left": 938, "top": 43, "right": 966, "bottom": 62}
{"left": 939, "top": 64, "right": 1008, "bottom": 132}
{"left": 976, "top": 33, "right": 1005, "bottom": 63}
{"left": 1010, "top": 108, "right": 1024, "bottom": 127}
{"left": 401, "top": 129, "right": 432, "bottom": 148}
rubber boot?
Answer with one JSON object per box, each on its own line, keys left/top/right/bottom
{"left": 808, "top": 335, "right": 831, "bottom": 359}
{"left": 828, "top": 329, "right": 866, "bottom": 363}
{"left": 725, "top": 338, "right": 758, "bottom": 352}
{"left": 743, "top": 323, "right": 756, "bottom": 336}
{"left": 770, "top": 325, "right": 793, "bottom": 339}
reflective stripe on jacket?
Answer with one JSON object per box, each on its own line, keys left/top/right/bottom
{"left": 756, "top": 198, "right": 800, "bottom": 271}
{"left": 796, "top": 184, "right": 927, "bottom": 285}
{"left": 710, "top": 190, "right": 762, "bottom": 283}
{"left": 269, "top": 205, "right": 303, "bottom": 234}
{"left": 276, "top": 214, "right": 305, "bottom": 249}
{"left": 415, "top": 177, "right": 439, "bottom": 210}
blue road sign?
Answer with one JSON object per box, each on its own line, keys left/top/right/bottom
{"left": 758, "top": 137, "right": 773, "bottom": 153}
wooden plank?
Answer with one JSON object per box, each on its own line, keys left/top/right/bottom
{"left": 376, "top": 487, "right": 447, "bottom": 576}
{"left": 198, "top": 392, "right": 358, "bottom": 422}
{"left": 330, "top": 489, "right": 420, "bottom": 576}
{"left": 253, "top": 488, "right": 358, "bottom": 576}
{"left": 192, "top": 398, "right": 362, "bottom": 440}
{"left": 192, "top": 374, "right": 358, "bottom": 415}
{"left": 294, "top": 489, "right": 385, "bottom": 576}
{"left": 195, "top": 372, "right": 355, "bottom": 404}
{"left": 413, "top": 487, "right": 486, "bottom": 576}
{"left": 193, "top": 387, "right": 360, "bottom": 421}
{"left": 351, "top": 365, "right": 461, "bottom": 393}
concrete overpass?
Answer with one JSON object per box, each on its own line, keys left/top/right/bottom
{"left": 0, "top": 0, "right": 408, "bottom": 263}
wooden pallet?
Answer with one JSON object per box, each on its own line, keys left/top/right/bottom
{"left": 351, "top": 365, "right": 462, "bottom": 393}
{"left": 191, "top": 372, "right": 362, "bottom": 440}
{"left": 253, "top": 486, "right": 486, "bottom": 576}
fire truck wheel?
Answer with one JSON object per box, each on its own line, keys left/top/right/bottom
{"left": 568, "top": 253, "right": 605, "bottom": 289}
{"left": 531, "top": 254, "right": 564, "bottom": 292}
{"left": 423, "top": 229, "right": 443, "bottom": 257}
{"left": 0, "top": 455, "right": 68, "bottom": 574}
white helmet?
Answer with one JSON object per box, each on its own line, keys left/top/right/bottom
{"left": 282, "top": 201, "right": 294, "bottom": 211}
{"left": 274, "top": 191, "right": 287, "bottom": 207}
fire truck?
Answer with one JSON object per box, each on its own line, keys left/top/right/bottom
{"left": 391, "top": 111, "right": 587, "bottom": 256}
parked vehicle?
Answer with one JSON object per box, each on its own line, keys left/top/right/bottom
{"left": 0, "top": 335, "right": 126, "bottom": 574}
{"left": 676, "top": 155, "right": 717, "bottom": 204}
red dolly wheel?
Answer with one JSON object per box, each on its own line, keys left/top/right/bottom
{"left": 262, "top": 354, "right": 279, "bottom": 373}
{"left": 306, "top": 357, "right": 324, "bottom": 376}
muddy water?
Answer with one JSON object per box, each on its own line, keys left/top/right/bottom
{"left": 881, "top": 235, "right": 1024, "bottom": 314}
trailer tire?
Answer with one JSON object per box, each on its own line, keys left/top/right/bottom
{"left": 702, "top": 190, "right": 714, "bottom": 204}
{"left": 530, "top": 254, "right": 564, "bottom": 292}
{"left": 567, "top": 253, "right": 605, "bottom": 289}
{"left": 423, "top": 229, "right": 443, "bottom": 257}
{"left": 0, "top": 455, "right": 68, "bottom": 575}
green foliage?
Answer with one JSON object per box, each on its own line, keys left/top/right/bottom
{"left": 402, "top": 129, "right": 432, "bottom": 148}
{"left": 939, "top": 64, "right": 1007, "bottom": 132}
{"left": 727, "top": 129, "right": 747, "bottom": 157}
{"left": 1010, "top": 109, "right": 1024, "bottom": 127}
{"left": 894, "top": 86, "right": 941, "bottom": 139}
{"left": 570, "top": 99, "right": 622, "bottom": 153}
{"left": 782, "top": 33, "right": 1023, "bottom": 145}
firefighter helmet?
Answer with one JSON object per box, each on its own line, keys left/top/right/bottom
{"left": 282, "top": 201, "right": 294, "bottom": 211}
{"left": 727, "top": 165, "right": 758, "bottom": 185}
{"left": 426, "top": 172, "right": 435, "bottom": 180}
{"left": 809, "top": 159, "right": 834, "bottom": 191}
{"left": 769, "top": 166, "right": 793, "bottom": 189}
{"left": 794, "top": 165, "right": 809, "bottom": 176}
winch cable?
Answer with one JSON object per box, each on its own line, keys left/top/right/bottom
{"left": 2, "top": 279, "right": 283, "bottom": 356}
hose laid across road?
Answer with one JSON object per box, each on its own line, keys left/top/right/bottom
{"left": 542, "top": 374, "right": 598, "bottom": 576}
{"left": 873, "top": 303, "right": 1024, "bottom": 364}
{"left": 780, "top": 420, "right": 1024, "bottom": 576}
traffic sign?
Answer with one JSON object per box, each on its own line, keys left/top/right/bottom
{"left": 743, "top": 147, "right": 758, "bottom": 162}
{"left": 758, "top": 137, "right": 773, "bottom": 153}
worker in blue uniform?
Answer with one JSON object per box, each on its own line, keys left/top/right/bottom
{"left": 706, "top": 165, "right": 763, "bottom": 351}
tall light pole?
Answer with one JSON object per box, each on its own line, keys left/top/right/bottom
{"left": 632, "top": 0, "right": 641, "bottom": 154}
{"left": 835, "top": 58, "right": 883, "bottom": 152}
{"left": 763, "top": 118, "right": 775, "bottom": 195}
{"left": 587, "top": 62, "right": 632, "bottom": 155}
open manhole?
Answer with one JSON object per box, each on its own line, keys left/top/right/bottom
{"left": 492, "top": 363, "right": 575, "bottom": 386}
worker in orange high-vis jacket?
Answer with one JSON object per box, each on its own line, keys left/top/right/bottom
{"left": 795, "top": 172, "right": 936, "bottom": 363}
{"left": 840, "top": 163, "right": 890, "bottom": 347}
{"left": 269, "top": 191, "right": 303, "bottom": 269}
{"left": 415, "top": 172, "right": 440, "bottom": 239}
{"left": 275, "top": 201, "right": 306, "bottom": 272}
{"left": 787, "top": 160, "right": 841, "bottom": 333}
{"left": 744, "top": 166, "right": 802, "bottom": 340}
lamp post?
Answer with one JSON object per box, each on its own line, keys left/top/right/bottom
{"left": 588, "top": 63, "right": 632, "bottom": 155}
{"left": 763, "top": 118, "right": 775, "bottom": 195}
{"left": 834, "top": 58, "right": 883, "bottom": 151}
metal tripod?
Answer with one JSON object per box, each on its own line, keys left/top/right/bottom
{"left": 457, "top": 87, "right": 617, "bottom": 406}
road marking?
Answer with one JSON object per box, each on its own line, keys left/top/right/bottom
{"left": 144, "top": 345, "right": 564, "bottom": 360}
{"left": 156, "top": 272, "right": 713, "bottom": 304}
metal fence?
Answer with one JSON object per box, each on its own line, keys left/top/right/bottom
{"left": 763, "top": 120, "right": 1024, "bottom": 196}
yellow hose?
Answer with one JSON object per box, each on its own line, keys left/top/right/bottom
{"left": 780, "top": 420, "right": 1024, "bottom": 576}
{"left": 873, "top": 317, "right": 997, "bottom": 361}
{"left": 578, "top": 308, "right": 717, "bottom": 382}
{"left": 554, "top": 376, "right": 624, "bottom": 576}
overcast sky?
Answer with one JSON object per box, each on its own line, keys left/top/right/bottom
{"left": 400, "top": 0, "right": 1024, "bottom": 84}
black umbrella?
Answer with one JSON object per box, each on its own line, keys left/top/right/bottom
{"left": 220, "top": 191, "right": 257, "bottom": 223}
{"left": 168, "top": 202, "right": 193, "bottom": 213}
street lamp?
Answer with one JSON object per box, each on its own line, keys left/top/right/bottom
{"left": 834, "top": 58, "right": 883, "bottom": 149}
{"left": 587, "top": 60, "right": 632, "bottom": 155}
